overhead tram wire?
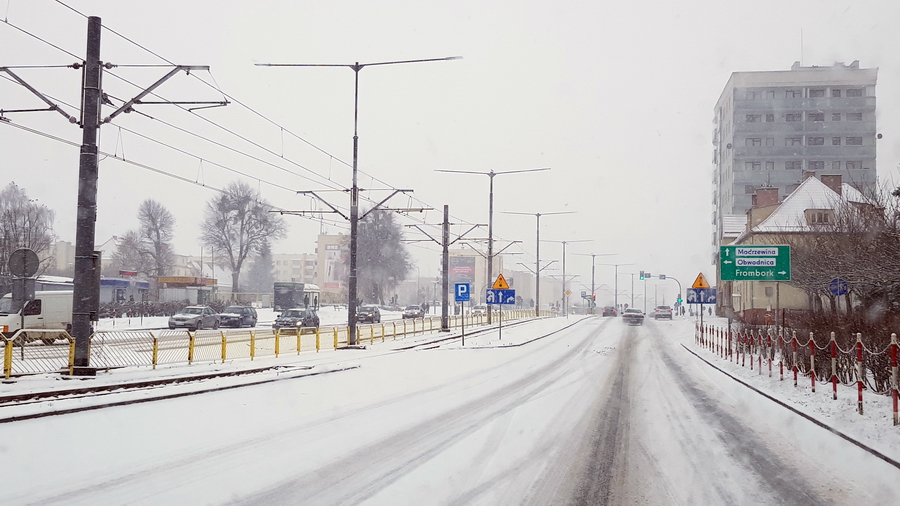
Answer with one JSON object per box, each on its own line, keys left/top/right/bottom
{"left": 6, "top": 6, "right": 480, "bottom": 233}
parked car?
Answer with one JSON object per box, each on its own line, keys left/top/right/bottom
{"left": 622, "top": 308, "right": 644, "bottom": 326}
{"left": 402, "top": 305, "right": 425, "bottom": 319}
{"left": 471, "top": 304, "right": 488, "bottom": 316}
{"left": 218, "top": 305, "right": 258, "bottom": 328}
{"left": 357, "top": 304, "right": 381, "bottom": 323}
{"left": 602, "top": 306, "right": 617, "bottom": 317}
{"left": 272, "top": 307, "right": 320, "bottom": 330}
{"left": 653, "top": 305, "right": 673, "bottom": 320}
{"left": 168, "top": 306, "right": 219, "bottom": 331}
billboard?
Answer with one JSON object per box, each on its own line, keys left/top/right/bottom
{"left": 449, "top": 256, "right": 477, "bottom": 285}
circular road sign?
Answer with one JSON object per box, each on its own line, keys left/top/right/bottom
{"left": 829, "top": 278, "right": 849, "bottom": 296}
{"left": 8, "top": 248, "right": 39, "bottom": 277}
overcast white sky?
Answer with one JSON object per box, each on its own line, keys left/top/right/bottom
{"left": 3, "top": 0, "right": 900, "bottom": 299}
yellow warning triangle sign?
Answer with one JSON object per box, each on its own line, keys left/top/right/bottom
{"left": 492, "top": 274, "right": 510, "bottom": 290}
{"left": 692, "top": 272, "right": 711, "bottom": 289}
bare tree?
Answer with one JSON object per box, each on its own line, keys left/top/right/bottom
{"left": 110, "top": 230, "right": 153, "bottom": 277}
{"left": 349, "top": 209, "right": 412, "bottom": 305}
{"left": 137, "top": 199, "right": 175, "bottom": 278}
{"left": 0, "top": 183, "right": 56, "bottom": 293}
{"left": 200, "top": 182, "right": 287, "bottom": 297}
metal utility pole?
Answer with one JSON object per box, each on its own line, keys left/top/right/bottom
{"left": 544, "top": 239, "right": 590, "bottom": 318}
{"left": 504, "top": 211, "right": 573, "bottom": 316}
{"left": 436, "top": 168, "right": 549, "bottom": 322}
{"left": 70, "top": 16, "right": 102, "bottom": 373}
{"left": 441, "top": 205, "right": 450, "bottom": 331}
{"left": 259, "top": 57, "right": 459, "bottom": 345}
{"left": 599, "top": 262, "right": 633, "bottom": 314}
{"left": 574, "top": 253, "right": 614, "bottom": 314}
{"left": 2, "top": 17, "right": 220, "bottom": 374}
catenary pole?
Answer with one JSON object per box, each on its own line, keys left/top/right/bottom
{"left": 71, "top": 16, "right": 102, "bottom": 373}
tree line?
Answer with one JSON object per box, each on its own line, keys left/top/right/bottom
{"left": 0, "top": 181, "right": 412, "bottom": 302}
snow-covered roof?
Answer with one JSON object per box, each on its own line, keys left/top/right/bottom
{"left": 735, "top": 177, "right": 871, "bottom": 242}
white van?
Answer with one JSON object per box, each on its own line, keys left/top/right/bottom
{"left": 0, "top": 291, "right": 73, "bottom": 344}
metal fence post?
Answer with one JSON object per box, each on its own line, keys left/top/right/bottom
{"left": 221, "top": 331, "right": 227, "bottom": 364}
{"left": 152, "top": 336, "right": 159, "bottom": 369}
{"left": 857, "top": 333, "right": 864, "bottom": 415}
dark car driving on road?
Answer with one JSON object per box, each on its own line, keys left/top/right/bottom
{"left": 602, "top": 306, "right": 617, "bottom": 317}
{"left": 402, "top": 305, "right": 425, "bottom": 319}
{"left": 357, "top": 304, "right": 381, "bottom": 323}
{"left": 218, "top": 305, "right": 258, "bottom": 328}
{"left": 273, "top": 307, "right": 320, "bottom": 330}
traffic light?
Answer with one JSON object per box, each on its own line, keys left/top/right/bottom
{"left": 592, "top": 293, "right": 596, "bottom": 301}
{"left": 639, "top": 271, "right": 645, "bottom": 280}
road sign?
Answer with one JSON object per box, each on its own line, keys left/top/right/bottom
{"left": 829, "top": 278, "right": 849, "bottom": 296}
{"left": 720, "top": 245, "right": 791, "bottom": 281}
{"left": 485, "top": 289, "right": 516, "bottom": 305}
{"left": 565, "top": 290, "right": 571, "bottom": 296}
{"left": 691, "top": 272, "right": 711, "bottom": 289}
{"left": 686, "top": 288, "right": 716, "bottom": 304}
{"left": 581, "top": 290, "right": 586, "bottom": 298}
{"left": 8, "top": 248, "right": 39, "bottom": 277}
{"left": 492, "top": 274, "right": 510, "bottom": 290}
{"left": 455, "top": 283, "right": 471, "bottom": 302}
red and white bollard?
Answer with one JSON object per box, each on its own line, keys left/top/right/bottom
{"left": 891, "top": 333, "right": 898, "bottom": 426}
{"left": 857, "top": 333, "right": 864, "bottom": 415}
{"left": 810, "top": 332, "right": 816, "bottom": 393}
{"left": 792, "top": 331, "right": 798, "bottom": 387}
{"left": 767, "top": 328, "right": 773, "bottom": 378}
{"left": 742, "top": 331, "right": 747, "bottom": 368}
{"left": 779, "top": 330, "right": 784, "bottom": 381}
{"left": 830, "top": 332, "right": 837, "bottom": 401}
{"left": 758, "top": 330, "right": 762, "bottom": 375}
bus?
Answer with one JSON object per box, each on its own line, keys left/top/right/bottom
{"left": 273, "top": 282, "right": 320, "bottom": 311}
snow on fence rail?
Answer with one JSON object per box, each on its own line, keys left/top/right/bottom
{"left": 695, "top": 323, "right": 900, "bottom": 426}
{"left": 2, "top": 310, "right": 547, "bottom": 378}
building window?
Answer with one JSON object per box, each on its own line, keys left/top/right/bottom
{"left": 765, "top": 286, "right": 775, "bottom": 297}
{"left": 766, "top": 90, "right": 776, "bottom": 99}
{"left": 746, "top": 114, "right": 761, "bottom": 123}
{"left": 807, "top": 137, "right": 825, "bottom": 146}
{"left": 809, "top": 89, "right": 825, "bottom": 98}
{"left": 807, "top": 112, "right": 825, "bottom": 122}
{"left": 786, "top": 89, "right": 802, "bottom": 98}
{"left": 785, "top": 112, "right": 802, "bottom": 122}
{"left": 809, "top": 161, "right": 825, "bottom": 170}
{"left": 786, "top": 160, "right": 803, "bottom": 170}
{"left": 846, "top": 137, "right": 863, "bottom": 146}
{"left": 745, "top": 161, "right": 761, "bottom": 171}
{"left": 806, "top": 209, "right": 833, "bottom": 224}
{"left": 765, "top": 114, "right": 775, "bottom": 122}
{"left": 766, "top": 138, "right": 774, "bottom": 146}
{"left": 846, "top": 88, "right": 863, "bottom": 97}
{"left": 832, "top": 89, "right": 842, "bottom": 98}
{"left": 765, "top": 161, "right": 774, "bottom": 171}
{"left": 746, "top": 91, "right": 759, "bottom": 100}
{"left": 785, "top": 137, "right": 802, "bottom": 146}
{"left": 846, "top": 161, "right": 860, "bottom": 170}
{"left": 832, "top": 113, "right": 841, "bottom": 121}
{"left": 832, "top": 137, "right": 841, "bottom": 145}
{"left": 832, "top": 161, "right": 841, "bottom": 170}
{"left": 746, "top": 138, "right": 761, "bottom": 147}
{"left": 846, "top": 112, "right": 863, "bottom": 121}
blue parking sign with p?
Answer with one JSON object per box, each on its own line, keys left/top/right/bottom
{"left": 455, "top": 283, "right": 470, "bottom": 302}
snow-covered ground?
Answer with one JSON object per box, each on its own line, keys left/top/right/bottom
{"left": 1, "top": 315, "right": 897, "bottom": 504}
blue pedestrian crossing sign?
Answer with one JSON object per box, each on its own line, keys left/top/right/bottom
{"left": 455, "top": 283, "right": 471, "bottom": 302}
{"left": 486, "top": 288, "right": 516, "bottom": 305}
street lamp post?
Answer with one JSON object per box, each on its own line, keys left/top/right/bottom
{"left": 258, "top": 56, "right": 459, "bottom": 345}
{"left": 504, "top": 211, "right": 573, "bottom": 316}
{"left": 436, "top": 168, "right": 548, "bottom": 322}
{"left": 544, "top": 239, "right": 590, "bottom": 318}
{"left": 599, "top": 262, "right": 633, "bottom": 314}
{"left": 574, "top": 253, "right": 614, "bottom": 314}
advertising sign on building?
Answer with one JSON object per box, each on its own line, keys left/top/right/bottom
{"left": 449, "top": 256, "right": 477, "bottom": 285}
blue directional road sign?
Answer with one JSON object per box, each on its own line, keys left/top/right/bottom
{"left": 829, "top": 278, "right": 849, "bottom": 296}
{"left": 455, "top": 283, "right": 471, "bottom": 302}
{"left": 686, "top": 288, "right": 717, "bottom": 304}
{"left": 486, "top": 289, "right": 516, "bottom": 305}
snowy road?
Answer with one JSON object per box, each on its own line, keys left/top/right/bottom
{"left": 2, "top": 317, "right": 897, "bottom": 505}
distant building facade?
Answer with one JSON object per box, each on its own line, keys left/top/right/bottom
{"left": 712, "top": 61, "right": 878, "bottom": 252}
